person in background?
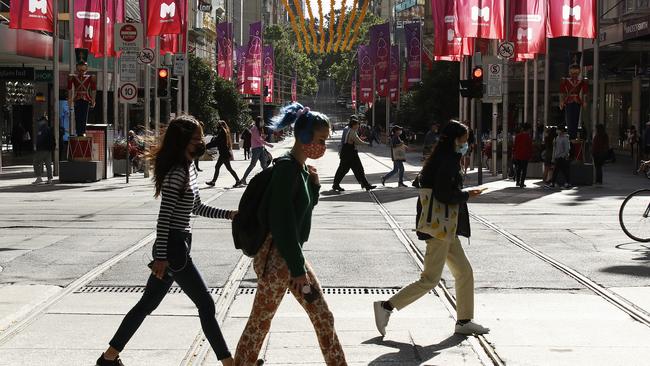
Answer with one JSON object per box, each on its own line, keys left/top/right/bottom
{"left": 240, "top": 126, "right": 252, "bottom": 160}
{"left": 11, "top": 122, "right": 24, "bottom": 157}
{"left": 513, "top": 124, "right": 533, "bottom": 188}
{"left": 545, "top": 126, "right": 571, "bottom": 189}
{"left": 464, "top": 125, "right": 476, "bottom": 175}
{"left": 628, "top": 125, "right": 639, "bottom": 171}
{"left": 240, "top": 117, "right": 274, "bottom": 185}
{"left": 332, "top": 117, "right": 376, "bottom": 192}
{"left": 234, "top": 103, "right": 347, "bottom": 365}
{"left": 542, "top": 127, "right": 556, "bottom": 185}
{"left": 592, "top": 124, "right": 610, "bottom": 185}
{"left": 371, "top": 124, "right": 382, "bottom": 146}
{"left": 32, "top": 116, "right": 56, "bottom": 185}
{"left": 205, "top": 120, "right": 242, "bottom": 188}
{"left": 423, "top": 123, "right": 439, "bottom": 161}
{"left": 644, "top": 122, "right": 650, "bottom": 160}
{"left": 373, "top": 120, "right": 489, "bottom": 337}
{"left": 381, "top": 126, "right": 408, "bottom": 187}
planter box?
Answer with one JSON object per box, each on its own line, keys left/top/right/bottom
{"left": 113, "top": 159, "right": 132, "bottom": 176}
{"left": 527, "top": 162, "right": 544, "bottom": 179}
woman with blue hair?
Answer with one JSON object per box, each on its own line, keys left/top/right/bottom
{"left": 234, "top": 103, "right": 347, "bottom": 366}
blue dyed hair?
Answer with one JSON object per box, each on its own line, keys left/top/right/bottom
{"left": 271, "top": 103, "right": 330, "bottom": 144}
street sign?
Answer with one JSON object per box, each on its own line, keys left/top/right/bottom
{"left": 138, "top": 48, "right": 155, "bottom": 64}
{"left": 120, "top": 53, "right": 138, "bottom": 82}
{"left": 119, "top": 82, "right": 138, "bottom": 104}
{"left": 114, "top": 23, "right": 143, "bottom": 53}
{"left": 198, "top": 1, "right": 212, "bottom": 12}
{"left": 173, "top": 54, "right": 186, "bottom": 76}
{"left": 497, "top": 41, "right": 515, "bottom": 59}
{"left": 484, "top": 63, "right": 503, "bottom": 103}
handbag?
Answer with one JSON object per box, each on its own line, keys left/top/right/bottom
{"left": 416, "top": 188, "right": 459, "bottom": 242}
{"left": 392, "top": 144, "right": 407, "bottom": 161}
{"left": 264, "top": 148, "right": 273, "bottom": 163}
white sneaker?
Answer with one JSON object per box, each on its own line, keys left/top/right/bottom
{"left": 373, "top": 301, "right": 391, "bottom": 336}
{"left": 32, "top": 178, "right": 43, "bottom": 184}
{"left": 455, "top": 321, "right": 490, "bottom": 335}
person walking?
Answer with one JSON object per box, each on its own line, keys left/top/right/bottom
{"left": 240, "top": 117, "right": 274, "bottom": 185}
{"left": 206, "top": 120, "right": 242, "bottom": 188}
{"left": 32, "top": 117, "right": 55, "bottom": 184}
{"left": 240, "top": 126, "right": 252, "bottom": 160}
{"left": 234, "top": 103, "right": 347, "bottom": 366}
{"left": 592, "top": 124, "right": 610, "bottom": 185}
{"left": 463, "top": 126, "right": 476, "bottom": 176}
{"left": 369, "top": 123, "right": 381, "bottom": 146}
{"left": 545, "top": 126, "right": 572, "bottom": 189}
{"left": 381, "top": 125, "right": 408, "bottom": 187}
{"left": 513, "top": 124, "right": 533, "bottom": 188}
{"left": 96, "top": 116, "right": 235, "bottom": 366}
{"left": 423, "top": 123, "right": 439, "bottom": 161}
{"left": 332, "top": 116, "right": 376, "bottom": 191}
{"left": 373, "top": 120, "right": 489, "bottom": 337}
{"left": 542, "top": 127, "right": 556, "bottom": 184}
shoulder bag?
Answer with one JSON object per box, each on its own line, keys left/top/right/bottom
{"left": 416, "top": 188, "right": 459, "bottom": 242}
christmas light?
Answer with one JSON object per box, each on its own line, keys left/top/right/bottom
{"left": 280, "top": 0, "right": 305, "bottom": 51}
{"left": 346, "top": 0, "right": 369, "bottom": 51}
{"left": 340, "top": 0, "right": 359, "bottom": 51}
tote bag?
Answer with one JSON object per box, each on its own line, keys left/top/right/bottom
{"left": 416, "top": 188, "right": 459, "bottom": 242}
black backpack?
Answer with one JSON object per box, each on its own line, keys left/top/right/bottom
{"left": 232, "top": 156, "right": 301, "bottom": 257}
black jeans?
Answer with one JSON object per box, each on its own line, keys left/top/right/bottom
{"left": 593, "top": 153, "right": 606, "bottom": 183}
{"left": 551, "top": 157, "right": 571, "bottom": 185}
{"left": 74, "top": 99, "right": 90, "bottom": 135}
{"left": 514, "top": 160, "right": 528, "bottom": 186}
{"left": 109, "top": 231, "right": 231, "bottom": 360}
{"left": 210, "top": 153, "right": 240, "bottom": 183}
{"left": 333, "top": 145, "right": 370, "bottom": 188}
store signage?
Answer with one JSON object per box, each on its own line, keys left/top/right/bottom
{"left": 198, "top": 1, "right": 212, "bottom": 12}
{"left": 395, "top": 0, "right": 425, "bottom": 12}
{"left": 0, "top": 67, "right": 35, "bottom": 80}
{"left": 34, "top": 70, "right": 54, "bottom": 82}
{"left": 623, "top": 16, "right": 650, "bottom": 40}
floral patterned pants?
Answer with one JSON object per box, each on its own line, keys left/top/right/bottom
{"left": 234, "top": 237, "right": 347, "bottom": 365}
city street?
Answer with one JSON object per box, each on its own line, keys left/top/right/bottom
{"left": 1, "top": 133, "right": 649, "bottom": 366}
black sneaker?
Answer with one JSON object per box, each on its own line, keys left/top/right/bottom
{"left": 96, "top": 354, "right": 124, "bottom": 366}
{"left": 332, "top": 185, "right": 345, "bottom": 192}
{"left": 365, "top": 185, "right": 377, "bottom": 191}
{"left": 205, "top": 181, "right": 215, "bottom": 187}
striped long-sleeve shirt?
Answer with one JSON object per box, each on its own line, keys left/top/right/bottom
{"left": 154, "top": 163, "right": 233, "bottom": 260}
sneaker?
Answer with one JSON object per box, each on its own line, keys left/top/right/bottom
{"left": 96, "top": 354, "right": 124, "bottom": 366}
{"left": 519, "top": 184, "right": 526, "bottom": 188}
{"left": 332, "top": 185, "right": 345, "bottom": 192}
{"left": 196, "top": 168, "right": 203, "bottom": 172}
{"left": 233, "top": 181, "right": 244, "bottom": 188}
{"left": 239, "top": 179, "right": 247, "bottom": 186}
{"left": 365, "top": 185, "right": 377, "bottom": 191}
{"left": 455, "top": 321, "right": 490, "bottom": 335}
{"left": 47, "top": 179, "right": 54, "bottom": 185}
{"left": 563, "top": 183, "right": 572, "bottom": 189}
{"left": 373, "top": 301, "right": 391, "bottom": 336}
{"left": 32, "top": 178, "right": 43, "bottom": 184}
{"left": 544, "top": 183, "right": 555, "bottom": 189}
{"left": 381, "top": 177, "right": 386, "bottom": 186}
{"left": 398, "top": 183, "right": 408, "bottom": 188}
{"left": 205, "top": 181, "right": 215, "bottom": 187}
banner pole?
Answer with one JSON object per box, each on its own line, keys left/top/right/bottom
{"left": 69, "top": 0, "right": 76, "bottom": 136}
{"left": 502, "top": 0, "right": 510, "bottom": 179}
{"left": 102, "top": 0, "right": 108, "bottom": 126}
{"left": 53, "top": 0, "right": 60, "bottom": 176}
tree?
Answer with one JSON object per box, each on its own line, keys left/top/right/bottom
{"left": 188, "top": 54, "right": 219, "bottom": 133}
{"left": 213, "top": 76, "right": 252, "bottom": 133}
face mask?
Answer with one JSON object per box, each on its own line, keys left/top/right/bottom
{"left": 302, "top": 143, "right": 326, "bottom": 160}
{"left": 456, "top": 142, "right": 469, "bottom": 155}
{"left": 191, "top": 141, "right": 206, "bottom": 158}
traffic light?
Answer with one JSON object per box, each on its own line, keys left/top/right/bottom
{"left": 459, "top": 66, "right": 484, "bottom": 99}
{"left": 157, "top": 68, "right": 170, "bottom": 98}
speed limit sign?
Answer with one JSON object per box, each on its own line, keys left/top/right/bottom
{"left": 119, "top": 82, "right": 138, "bottom": 104}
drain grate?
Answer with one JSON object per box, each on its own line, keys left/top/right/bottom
{"left": 236, "top": 287, "right": 401, "bottom": 295}
{"left": 76, "top": 286, "right": 222, "bottom": 295}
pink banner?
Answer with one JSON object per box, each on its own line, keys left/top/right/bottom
{"left": 145, "top": 0, "right": 186, "bottom": 54}
{"left": 510, "top": 0, "right": 546, "bottom": 56}
{"left": 547, "top": 0, "right": 596, "bottom": 39}
{"left": 244, "top": 22, "right": 262, "bottom": 95}
{"left": 217, "top": 22, "right": 234, "bottom": 80}
{"left": 9, "top": 0, "right": 54, "bottom": 33}
{"left": 455, "top": 0, "right": 505, "bottom": 40}
{"left": 146, "top": 0, "right": 183, "bottom": 36}
{"left": 237, "top": 46, "right": 247, "bottom": 94}
{"left": 358, "top": 45, "right": 373, "bottom": 104}
{"left": 404, "top": 22, "right": 421, "bottom": 88}
{"left": 263, "top": 45, "right": 274, "bottom": 103}
{"left": 370, "top": 23, "right": 390, "bottom": 97}
{"left": 291, "top": 75, "right": 297, "bottom": 102}
{"left": 389, "top": 45, "right": 399, "bottom": 103}
{"left": 74, "top": 0, "right": 102, "bottom": 55}
{"left": 434, "top": 0, "right": 474, "bottom": 62}
{"left": 94, "top": 0, "right": 124, "bottom": 57}
{"left": 351, "top": 74, "right": 357, "bottom": 110}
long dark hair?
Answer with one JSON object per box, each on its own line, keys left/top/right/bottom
{"left": 152, "top": 115, "right": 203, "bottom": 197}
{"left": 218, "top": 120, "right": 233, "bottom": 150}
{"left": 423, "top": 120, "right": 468, "bottom": 171}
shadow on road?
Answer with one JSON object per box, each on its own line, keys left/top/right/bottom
{"left": 600, "top": 265, "right": 650, "bottom": 277}
{"left": 0, "top": 183, "right": 86, "bottom": 193}
{"left": 363, "top": 334, "right": 467, "bottom": 365}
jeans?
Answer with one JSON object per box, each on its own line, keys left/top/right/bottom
{"left": 33, "top": 150, "right": 53, "bottom": 180}
{"left": 241, "top": 146, "right": 269, "bottom": 182}
{"left": 383, "top": 160, "right": 405, "bottom": 184}
{"left": 109, "top": 230, "right": 231, "bottom": 360}
{"left": 551, "top": 157, "right": 571, "bottom": 185}
{"left": 333, "top": 145, "right": 371, "bottom": 188}
{"left": 74, "top": 99, "right": 90, "bottom": 136}
{"left": 514, "top": 160, "right": 528, "bottom": 186}
{"left": 210, "top": 153, "right": 240, "bottom": 184}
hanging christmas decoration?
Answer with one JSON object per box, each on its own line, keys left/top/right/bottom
{"left": 346, "top": 0, "right": 369, "bottom": 51}
{"left": 327, "top": 0, "right": 336, "bottom": 52}
{"left": 305, "top": 0, "right": 320, "bottom": 53}
{"left": 293, "top": 0, "right": 312, "bottom": 53}
{"left": 280, "top": 0, "right": 305, "bottom": 51}
{"left": 333, "top": 0, "right": 348, "bottom": 52}
{"left": 317, "top": 0, "right": 325, "bottom": 53}
{"left": 340, "top": 0, "right": 359, "bottom": 51}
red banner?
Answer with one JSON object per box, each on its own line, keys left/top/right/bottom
{"left": 217, "top": 22, "right": 234, "bottom": 80}
{"left": 263, "top": 45, "right": 274, "bottom": 103}
{"left": 94, "top": 0, "right": 125, "bottom": 57}
{"left": 9, "top": 0, "right": 54, "bottom": 33}
{"left": 433, "top": 0, "right": 474, "bottom": 62}
{"left": 244, "top": 22, "right": 262, "bottom": 95}
{"left": 74, "top": 0, "right": 102, "bottom": 55}
{"left": 389, "top": 45, "right": 399, "bottom": 103}
{"left": 351, "top": 74, "right": 357, "bottom": 110}
{"left": 510, "top": 0, "right": 546, "bottom": 56}
{"left": 146, "top": 0, "right": 183, "bottom": 36}
{"left": 291, "top": 74, "right": 297, "bottom": 102}
{"left": 547, "top": 0, "right": 596, "bottom": 39}
{"left": 455, "top": 0, "right": 505, "bottom": 40}
{"left": 358, "top": 45, "right": 373, "bottom": 104}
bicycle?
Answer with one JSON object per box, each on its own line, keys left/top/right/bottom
{"left": 619, "top": 188, "right": 650, "bottom": 242}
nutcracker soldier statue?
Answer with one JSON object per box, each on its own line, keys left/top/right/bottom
{"left": 560, "top": 64, "right": 589, "bottom": 140}
{"left": 67, "top": 60, "right": 96, "bottom": 136}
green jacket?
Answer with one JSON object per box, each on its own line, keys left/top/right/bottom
{"left": 267, "top": 154, "right": 321, "bottom": 277}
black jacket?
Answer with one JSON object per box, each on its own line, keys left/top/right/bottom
{"left": 35, "top": 124, "right": 55, "bottom": 151}
{"left": 416, "top": 151, "right": 471, "bottom": 240}
{"left": 206, "top": 129, "right": 230, "bottom": 155}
